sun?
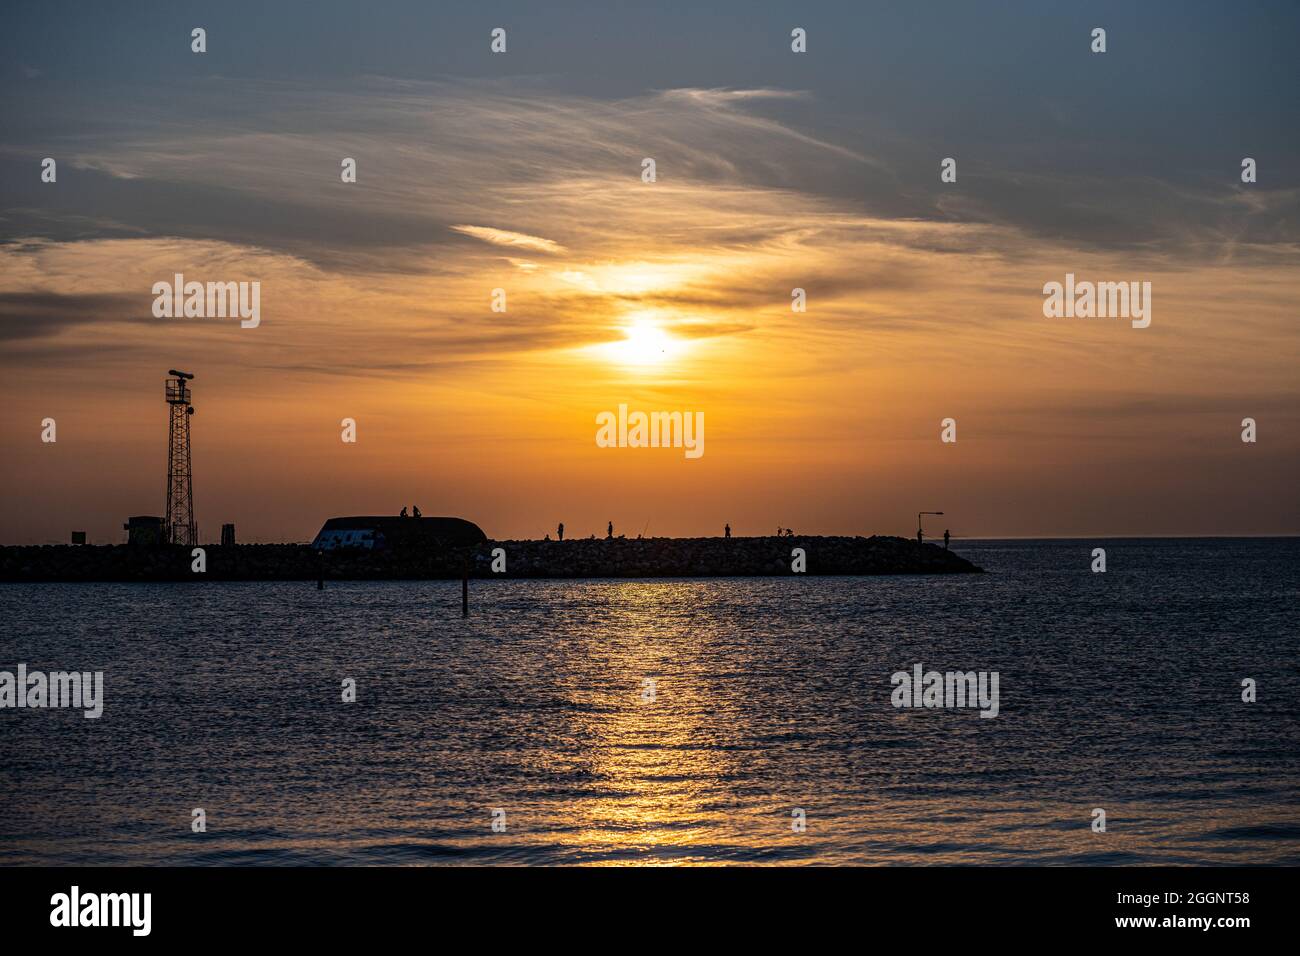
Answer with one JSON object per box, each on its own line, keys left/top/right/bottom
{"left": 600, "top": 317, "right": 685, "bottom": 368}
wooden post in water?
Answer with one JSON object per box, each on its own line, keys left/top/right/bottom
{"left": 317, "top": 549, "right": 324, "bottom": 590}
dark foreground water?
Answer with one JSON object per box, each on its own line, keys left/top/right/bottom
{"left": 1, "top": 538, "right": 1297, "bottom": 866}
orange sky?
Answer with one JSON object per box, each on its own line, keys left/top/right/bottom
{"left": 2, "top": 80, "right": 1297, "bottom": 543}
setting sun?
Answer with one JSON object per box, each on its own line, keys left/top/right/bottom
{"left": 598, "top": 317, "right": 685, "bottom": 368}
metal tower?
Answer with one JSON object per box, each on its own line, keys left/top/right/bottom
{"left": 164, "top": 369, "right": 197, "bottom": 546}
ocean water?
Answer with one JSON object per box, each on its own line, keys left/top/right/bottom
{"left": 1, "top": 538, "right": 1297, "bottom": 866}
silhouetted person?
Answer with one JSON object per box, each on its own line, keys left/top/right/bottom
{"left": 412, "top": 505, "right": 422, "bottom": 518}
{"left": 399, "top": 506, "right": 408, "bottom": 518}
{"left": 787, "top": 529, "right": 794, "bottom": 537}
{"left": 943, "top": 529, "right": 950, "bottom": 550}
{"left": 777, "top": 526, "right": 783, "bottom": 537}
{"left": 917, "top": 528, "right": 923, "bottom": 545}
{"left": 558, "top": 522, "right": 564, "bottom": 541}
{"left": 724, "top": 523, "right": 731, "bottom": 538}
{"left": 607, "top": 520, "right": 614, "bottom": 539}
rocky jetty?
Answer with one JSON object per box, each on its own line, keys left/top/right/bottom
{"left": 0, "top": 535, "right": 981, "bottom": 582}
{"left": 481, "top": 536, "right": 980, "bottom": 578}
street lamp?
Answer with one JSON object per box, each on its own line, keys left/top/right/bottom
{"left": 917, "top": 511, "right": 943, "bottom": 544}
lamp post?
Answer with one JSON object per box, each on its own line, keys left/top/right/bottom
{"left": 917, "top": 511, "right": 943, "bottom": 544}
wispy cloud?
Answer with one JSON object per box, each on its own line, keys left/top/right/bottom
{"left": 451, "top": 225, "right": 566, "bottom": 254}
{"left": 2, "top": 77, "right": 1297, "bottom": 405}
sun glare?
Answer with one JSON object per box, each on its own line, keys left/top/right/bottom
{"left": 601, "top": 318, "right": 684, "bottom": 368}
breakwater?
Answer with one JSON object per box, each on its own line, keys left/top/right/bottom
{"left": 0, "top": 535, "right": 981, "bottom": 582}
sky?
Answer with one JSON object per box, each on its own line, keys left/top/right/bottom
{"left": 1, "top": 0, "right": 1297, "bottom": 543}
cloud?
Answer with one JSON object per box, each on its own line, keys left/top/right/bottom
{"left": 9, "top": 75, "right": 1295, "bottom": 280}
{"left": 450, "top": 225, "right": 566, "bottom": 255}
{"left": 0, "top": 76, "right": 1297, "bottom": 404}
{"left": 0, "top": 291, "right": 142, "bottom": 340}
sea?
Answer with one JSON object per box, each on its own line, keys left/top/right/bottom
{"left": 1, "top": 538, "right": 1296, "bottom": 865}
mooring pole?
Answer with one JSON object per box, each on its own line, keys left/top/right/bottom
{"left": 317, "top": 549, "right": 324, "bottom": 590}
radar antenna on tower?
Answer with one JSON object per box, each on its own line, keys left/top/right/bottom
{"left": 164, "top": 370, "right": 197, "bottom": 546}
